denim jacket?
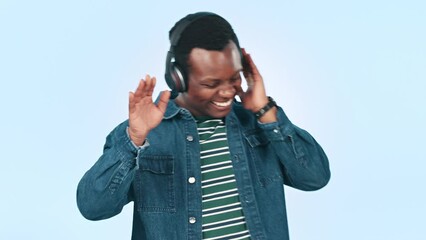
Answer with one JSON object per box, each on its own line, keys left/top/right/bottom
{"left": 77, "top": 100, "right": 330, "bottom": 240}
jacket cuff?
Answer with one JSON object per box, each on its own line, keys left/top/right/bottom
{"left": 126, "top": 127, "right": 150, "bottom": 149}
{"left": 257, "top": 106, "right": 295, "bottom": 141}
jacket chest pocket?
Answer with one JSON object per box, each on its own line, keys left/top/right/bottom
{"left": 135, "top": 155, "right": 176, "bottom": 212}
{"left": 244, "top": 129, "right": 284, "bottom": 187}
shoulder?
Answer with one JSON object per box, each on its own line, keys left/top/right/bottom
{"left": 106, "top": 120, "right": 129, "bottom": 140}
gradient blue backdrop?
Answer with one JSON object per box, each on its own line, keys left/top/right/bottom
{"left": 1, "top": 0, "right": 425, "bottom": 239}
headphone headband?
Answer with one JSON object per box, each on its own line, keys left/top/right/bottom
{"left": 169, "top": 12, "right": 218, "bottom": 47}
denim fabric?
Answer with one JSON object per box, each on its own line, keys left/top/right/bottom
{"left": 77, "top": 100, "right": 330, "bottom": 240}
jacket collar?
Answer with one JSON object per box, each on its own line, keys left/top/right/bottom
{"left": 153, "top": 95, "right": 181, "bottom": 119}
{"left": 163, "top": 100, "right": 181, "bottom": 119}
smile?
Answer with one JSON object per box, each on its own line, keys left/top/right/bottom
{"left": 212, "top": 99, "right": 233, "bottom": 107}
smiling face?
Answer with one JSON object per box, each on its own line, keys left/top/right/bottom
{"left": 175, "top": 40, "right": 243, "bottom": 118}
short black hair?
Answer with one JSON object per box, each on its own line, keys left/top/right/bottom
{"left": 169, "top": 13, "right": 241, "bottom": 79}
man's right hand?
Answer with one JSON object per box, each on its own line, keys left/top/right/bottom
{"left": 128, "top": 75, "right": 171, "bottom": 146}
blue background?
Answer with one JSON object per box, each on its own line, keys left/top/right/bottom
{"left": 1, "top": 0, "right": 425, "bottom": 239}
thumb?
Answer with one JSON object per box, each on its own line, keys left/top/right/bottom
{"left": 157, "top": 90, "right": 171, "bottom": 113}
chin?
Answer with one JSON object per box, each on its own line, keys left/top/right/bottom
{"left": 208, "top": 109, "right": 231, "bottom": 118}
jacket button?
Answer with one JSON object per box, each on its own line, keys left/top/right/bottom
{"left": 273, "top": 129, "right": 279, "bottom": 133}
{"left": 189, "top": 217, "right": 196, "bottom": 224}
{"left": 188, "top": 177, "right": 196, "bottom": 184}
{"left": 186, "top": 135, "right": 194, "bottom": 142}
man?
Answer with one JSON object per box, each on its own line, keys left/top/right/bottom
{"left": 77, "top": 12, "right": 330, "bottom": 240}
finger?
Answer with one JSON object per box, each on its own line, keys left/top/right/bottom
{"left": 243, "top": 72, "right": 254, "bottom": 88}
{"left": 241, "top": 48, "right": 252, "bottom": 74}
{"left": 129, "top": 91, "right": 135, "bottom": 114}
{"left": 144, "top": 74, "right": 152, "bottom": 95}
{"left": 235, "top": 85, "right": 245, "bottom": 99}
{"left": 245, "top": 53, "right": 261, "bottom": 80}
{"left": 241, "top": 48, "right": 249, "bottom": 61}
{"left": 145, "top": 74, "right": 158, "bottom": 97}
{"left": 152, "top": 76, "right": 157, "bottom": 87}
{"left": 134, "top": 79, "right": 146, "bottom": 99}
{"left": 157, "top": 90, "right": 171, "bottom": 113}
{"left": 147, "top": 76, "right": 156, "bottom": 96}
{"left": 242, "top": 68, "right": 251, "bottom": 80}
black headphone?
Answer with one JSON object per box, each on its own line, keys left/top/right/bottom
{"left": 165, "top": 12, "right": 243, "bottom": 96}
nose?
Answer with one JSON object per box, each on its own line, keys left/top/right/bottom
{"left": 218, "top": 84, "right": 236, "bottom": 97}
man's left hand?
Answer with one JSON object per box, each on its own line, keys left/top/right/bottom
{"left": 237, "top": 48, "right": 277, "bottom": 123}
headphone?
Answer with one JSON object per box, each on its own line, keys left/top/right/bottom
{"left": 164, "top": 12, "right": 243, "bottom": 96}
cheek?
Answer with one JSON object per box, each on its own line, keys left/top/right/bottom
{"left": 188, "top": 88, "right": 215, "bottom": 103}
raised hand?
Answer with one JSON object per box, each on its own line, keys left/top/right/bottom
{"left": 237, "top": 49, "right": 277, "bottom": 123}
{"left": 128, "top": 75, "right": 170, "bottom": 146}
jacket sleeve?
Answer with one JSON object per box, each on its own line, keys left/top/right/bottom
{"left": 257, "top": 107, "right": 331, "bottom": 191}
{"left": 76, "top": 121, "right": 146, "bottom": 220}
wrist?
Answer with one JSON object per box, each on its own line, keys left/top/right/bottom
{"left": 254, "top": 96, "right": 277, "bottom": 120}
{"left": 251, "top": 97, "right": 269, "bottom": 112}
{"left": 127, "top": 127, "right": 147, "bottom": 146}
{"left": 258, "top": 107, "right": 277, "bottom": 123}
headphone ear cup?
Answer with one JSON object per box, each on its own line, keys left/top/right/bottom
{"left": 165, "top": 50, "right": 186, "bottom": 93}
{"left": 170, "top": 62, "right": 186, "bottom": 92}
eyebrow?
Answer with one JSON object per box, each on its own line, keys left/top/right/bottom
{"left": 201, "top": 70, "right": 242, "bottom": 82}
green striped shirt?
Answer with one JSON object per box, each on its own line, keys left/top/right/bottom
{"left": 196, "top": 117, "right": 251, "bottom": 240}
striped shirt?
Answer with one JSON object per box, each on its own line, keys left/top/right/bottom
{"left": 196, "top": 117, "right": 251, "bottom": 240}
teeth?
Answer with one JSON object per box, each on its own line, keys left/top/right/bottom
{"left": 213, "top": 99, "right": 232, "bottom": 107}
